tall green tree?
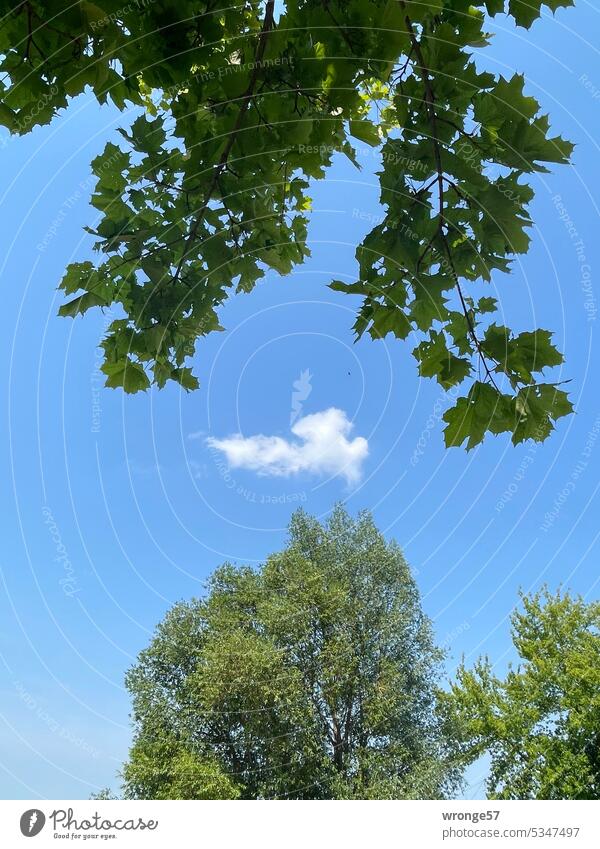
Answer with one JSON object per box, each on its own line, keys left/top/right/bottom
{"left": 443, "top": 589, "right": 600, "bottom": 799}
{"left": 0, "top": 0, "right": 574, "bottom": 448}
{"left": 123, "top": 505, "right": 461, "bottom": 799}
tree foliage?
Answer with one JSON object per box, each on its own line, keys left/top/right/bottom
{"left": 444, "top": 589, "right": 600, "bottom": 799}
{"left": 89, "top": 787, "right": 119, "bottom": 800}
{"left": 0, "top": 0, "right": 574, "bottom": 446}
{"left": 123, "top": 505, "right": 460, "bottom": 799}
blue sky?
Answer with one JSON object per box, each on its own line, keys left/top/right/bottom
{"left": 0, "top": 3, "right": 598, "bottom": 800}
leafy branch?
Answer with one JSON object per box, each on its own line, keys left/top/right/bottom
{"left": 170, "top": 0, "right": 276, "bottom": 287}
{"left": 401, "top": 4, "right": 500, "bottom": 391}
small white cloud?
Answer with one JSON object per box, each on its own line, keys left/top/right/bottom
{"left": 206, "top": 408, "right": 368, "bottom": 485}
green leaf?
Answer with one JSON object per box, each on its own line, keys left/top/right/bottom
{"left": 413, "top": 331, "right": 471, "bottom": 389}
{"left": 478, "top": 297, "right": 497, "bottom": 314}
{"left": 172, "top": 368, "right": 199, "bottom": 391}
{"left": 349, "top": 119, "right": 380, "bottom": 146}
{"left": 368, "top": 304, "right": 412, "bottom": 340}
{"left": 59, "top": 262, "right": 97, "bottom": 295}
{"left": 483, "top": 325, "right": 564, "bottom": 384}
{"left": 484, "top": 0, "right": 505, "bottom": 13}
{"left": 58, "top": 292, "right": 107, "bottom": 317}
{"left": 103, "top": 359, "right": 151, "bottom": 393}
{"left": 409, "top": 276, "right": 452, "bottom": 331}
{"left": 153, "top": 360, "right": 172, "bottom": 389}
{"left": 508, "top": 0, "right": 574, "bottom": 29}
{"left": 329, "top": 279, "right": 371, "bottom": 295}
{"left": 511, "top": 383, "right": 573, "bottom": 444}
{"left": 0, "top": 102, "right": 16, "bottom": 131}
{"left": 443, "top": 382, "right": 513, "bottom": 449}
{"left": 445, "top": 312, "right": 473, "bottom": 357}
{"left": 91, "top": 142, "right": 130, "bottom": 189}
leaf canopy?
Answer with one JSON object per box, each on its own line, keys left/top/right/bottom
{"left": 0, "top": 0, "right": 575, "bottom": 448}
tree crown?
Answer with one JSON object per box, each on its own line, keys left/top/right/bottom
{"left": 124, "top": 504, "right": 460, "bottom": 799}
{"left": 444, "top": 588, "right": 600, "bottom": 799}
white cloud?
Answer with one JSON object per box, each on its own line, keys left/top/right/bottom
{"left": 205, "top": 408, "right": 368, "bottom": 485}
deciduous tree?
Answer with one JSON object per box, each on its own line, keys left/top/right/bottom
{"left": 123, "top": 505, "right": 460, "bottom": 799}
{"left": 443, "top": 589, "right": 600, "bottom": 799}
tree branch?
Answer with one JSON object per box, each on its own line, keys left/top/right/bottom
{"left": 400, "top": 3, "right": 500, "bottom": 391}
{"left": 169, "top": 0, "right": 275, "bottom": 287}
